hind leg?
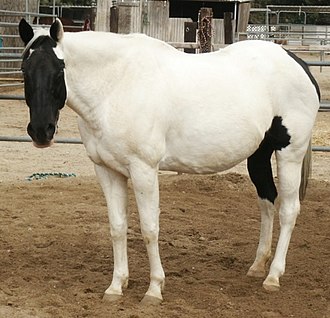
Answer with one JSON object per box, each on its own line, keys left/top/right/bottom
{"left": 247, "top": 151, "right": 277, "bottom": 278}
{"left": 263, "top": 150, "right": 302, "bottom": 291}
{"left": 247, "top": 198, "right": 276, "bottom": 277}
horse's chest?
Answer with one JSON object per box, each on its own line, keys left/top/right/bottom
{"left": 85, "top": 140, "right": 129, "bottom": 175}
{"left": 79, "top": 121, "right": 130, "bottom": 176}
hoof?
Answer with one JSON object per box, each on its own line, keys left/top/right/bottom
{"left": 263, "top": 277, "right": 280, "bottom": 292}
{"left": 247, "top": 267, "right": 266, "bottom": 278}
{"left": 140, "top": 295, "right": 162, "bottom": 306}
{"left": 102, "top": 293, "right": 123, "bottom": 303}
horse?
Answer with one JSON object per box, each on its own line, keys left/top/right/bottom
{"left": 18, "top": 18, "right": 320, "bottom": 305}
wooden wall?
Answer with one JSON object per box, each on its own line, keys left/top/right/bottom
{"left": 108, "top": 1, "right": 251, "bottom": 46}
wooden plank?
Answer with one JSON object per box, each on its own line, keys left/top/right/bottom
{"left": 115, "top": 3, "right": 140, "bottom": 34}
{"left": 143, "top": 1, "right": 169, "bottom": 41}
{"left": 237, "top": 2, "right": 251, "bottom": 33}
{"left": 117, "top": 5, "right": 133, "bottom": 34}
{"left": 212, "top": 19, "right": 224, "bottom": 45}
{"left": 168, "top": 42, "right": 199, "bottom": 49}
{"left": 224, "top": 12, "right": 233, "bottom": 44}
{"left": 110, "top": 6, "right": 118, "bottom": 33}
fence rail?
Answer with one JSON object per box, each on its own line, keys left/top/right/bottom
{"left": 0, "top": 135, "right": 329, "bottom": 153}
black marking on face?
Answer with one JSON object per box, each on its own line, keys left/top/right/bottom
{"left": 247, "top": 116, "right": 291, "bottom": 204}
{"left": 21, "top": 36, "right": 66, "bottom": 146}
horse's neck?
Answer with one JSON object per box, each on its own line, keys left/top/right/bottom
{"left": 62, "top": 32, "right": 125, "bottom": 128}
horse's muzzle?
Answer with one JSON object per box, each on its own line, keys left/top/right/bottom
{"left": 27, "top": 122, "right": 56, "bottom": 148}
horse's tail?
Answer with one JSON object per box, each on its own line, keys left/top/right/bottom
{"left": 299, "top": 139, "right": 312, "bottom": 200}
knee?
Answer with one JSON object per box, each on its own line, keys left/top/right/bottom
{"left": 110, "top": 222, "right": 127, "bottom": 240}
{"left": 141, "top": 226, "right": 159, "bottom": 245}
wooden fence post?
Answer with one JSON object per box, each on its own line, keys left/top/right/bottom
{"left": 198, "top": 7, "right": 213, "bottom": 53}
{"left": 224, "top": 12, "right": 233, "bottom": 44}
{"left": 110, "top": 6, "right": 118, "bottom": 33}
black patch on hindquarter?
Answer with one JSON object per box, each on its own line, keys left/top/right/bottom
{"left": 247, "top": 116, "right": 291, "bottom": 204}
{"left": 285, "top": 49, "right": 321, "bottom": 101}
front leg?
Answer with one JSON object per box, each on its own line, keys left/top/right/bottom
{"left": 94, "top": 165, "right": 129, "bottom": 301}
{"left": 130, "top": 162, "right": 165, "bottom": 305}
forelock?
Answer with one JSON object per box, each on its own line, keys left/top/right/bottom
{"left": 22, "top": 28, "right": 56, "bottom": 60}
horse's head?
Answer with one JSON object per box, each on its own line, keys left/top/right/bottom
{"left": 19, "top": 18, "right": 67, "bottom": 148}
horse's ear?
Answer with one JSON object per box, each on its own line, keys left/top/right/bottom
{"left": 50, "top": 18, "right": 64, "bottom": 42}
{"left": 19, "top": 18, "right": 34, "bottom": 46}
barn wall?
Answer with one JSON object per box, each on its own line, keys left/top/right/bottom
{"left": 109, "top": 1, "right": 251, "bottom": 46}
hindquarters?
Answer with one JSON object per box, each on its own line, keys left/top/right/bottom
{"left": 246, "top": 78, "right": 318, "bottom": 289}
{"left": 247, "top": 114, "right": 309, "bottom": 289}
{"left": 246, "top": 45, "right": 320, "bottom": 203}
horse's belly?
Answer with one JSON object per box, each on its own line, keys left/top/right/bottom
{"left": 159, "top": 142, "right": 256, "bottom": 174}
{"left": 159, "top": 115, "right": 265, "bottom": 174}
{"left": 159, "top": 156, "right": 242, "bottom": 174}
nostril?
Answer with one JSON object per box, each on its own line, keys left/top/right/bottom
{"left": 27, "top": 123, "right": 35, "bottom": 138}
{"left": 27, "top": 123, "right": 55, "bottom": 143}
{"left": 46, "top": 123, "right": 56, "bottom": 140}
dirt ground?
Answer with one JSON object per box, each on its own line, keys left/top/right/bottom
{"left": 0, "top": 53, "right": 329, "bottom": 318}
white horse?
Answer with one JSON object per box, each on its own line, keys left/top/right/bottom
{"left": 19, "top": 18, "right": 319, "bottom": 305}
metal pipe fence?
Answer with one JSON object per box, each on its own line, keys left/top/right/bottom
{"left": 0, "top": 10, "right": 56, "bottom": 89}
{"left": 0, "top": 136, "right": 329, "bottom": 153}
{"left": 0, "top": 11, "right": 329, "bottom": 152}
{"left": 0, "top": 135, "right": 82, "bottom": 144}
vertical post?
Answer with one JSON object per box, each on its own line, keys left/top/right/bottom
{"left": 198, "top": 7, "right": 213, "bottom": 53}
{"left": 139, "top": 0, "right": 144, "bottom": 33}
{"left": 224, "top": 12, "right": 233, "bottom": 44}
{"left": 184, "top": 22, "right": 197, "bottom": 54}
{"left": 110, "top": 6, "right": 118, "bottom": 33}
{"left": 52, "top": 0, "right": 56, "bottom": 17}
{"left": 25, "top": 0, "right": 29, "bottom": 22}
